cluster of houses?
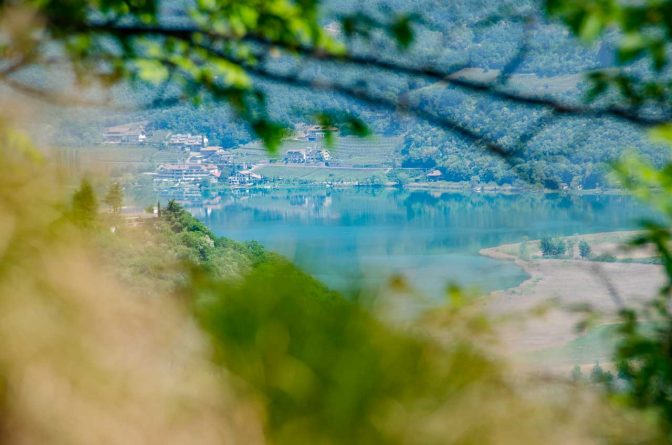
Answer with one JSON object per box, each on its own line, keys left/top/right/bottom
{"left": 227, "top": 169, "right": 263, "bottom": 186}
{"left": 104, "top": 120, "right": 277, "bottom": 191}
{"left": 103, "top": 121, "right": 209, "bottom": 150}
{"left": 166, "top": 133, "right": 208, "bottom": 150}
{"left": 154, "top": 163, "right": 219, "bottom": 185}
{"left": 154, "top": 144, "right": 264, "bottom": 191}
{"left": 281, "top": 123, "right": 338, "bottom": 165}
{"left": 284, "top": 148, "right": 331, "bottom": 165}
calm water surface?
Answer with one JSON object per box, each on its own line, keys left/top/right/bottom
{"left": 189, "top": 188, "right": 649, "bottom": 297}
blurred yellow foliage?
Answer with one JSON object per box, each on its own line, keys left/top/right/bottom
{"left": 0, "top": 129, "right": 264, "bottom": 444}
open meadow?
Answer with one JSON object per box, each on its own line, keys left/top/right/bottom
{"left": 481, "top": 232, "right": 665, "bottom": 369}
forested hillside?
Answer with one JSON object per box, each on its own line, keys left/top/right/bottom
{"left": 40, "top": 0, "right": 664, "bottom": 189}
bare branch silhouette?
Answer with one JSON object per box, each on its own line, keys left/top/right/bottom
{"left": 73, "top": 22, "right": 672, "bottom": 127}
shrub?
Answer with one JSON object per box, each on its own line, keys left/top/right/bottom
{"left": 540, "top": 237, "right": 567, "bottom": 257}
{"left": 579, "top": 240, "right": 592, "bottom": 258}
{"left": 519, "top": 237, "right": 529, "bottom": 260}
{"left": 571, "top": 365, "right": 583, "bottom": 382}
{"left": 593, "top": 253, "right": 617, "bottom": 262}
{"left": 589, "top": 363, "right": 614, "bottom": 385}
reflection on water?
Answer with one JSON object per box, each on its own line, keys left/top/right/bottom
{"left": 189, "top": 188, "right": 649, "bottom": 297}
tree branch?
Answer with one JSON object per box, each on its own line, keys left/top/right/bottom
{"left": 82, "top": 21, "right": 672, "bottom": 127}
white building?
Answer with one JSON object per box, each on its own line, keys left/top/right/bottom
{"left": 166, "top": 133, "right": 209, "bottom": 149}
{"left": 228, "top": 170, "right": 263, "bottom": 186}
{"left": 154, "top": 163, "right": 219, "bottom": 188}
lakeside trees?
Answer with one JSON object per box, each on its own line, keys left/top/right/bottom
{"left": 579, "top": 240, "right": 592, "bottom": 259}
{"left": 540, "top": 236, "right": 567, "bottom": 257}
{"left": 103, "top": 182, "right": 124, "bottom": 213}
{"left": 70, "top": 178, "right": 98, "bottom": 227}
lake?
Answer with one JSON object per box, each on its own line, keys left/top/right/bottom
{"left": 189, "top": 188, "right": 650, "bottom": 298}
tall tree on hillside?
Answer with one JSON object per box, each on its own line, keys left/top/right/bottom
{"left": 71, "top": 178, "right": 98, "bottom": 227}
{"left": 104, "top": 182, "right": 124, "bottom": 213}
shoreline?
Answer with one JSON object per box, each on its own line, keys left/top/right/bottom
{"left": 479, "top": 243, "right": 536, "bottom": 294}
{"left": 478, "top": 231, "right": 664, "bottom": 367}
{"left": 203, "top": 182, "right": 630, "bottom": 197}
{"left": 479, "top": 230, "right": 649, "bottom": 298}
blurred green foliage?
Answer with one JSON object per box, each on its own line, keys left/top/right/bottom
{"left": 103, "top": 182, "right": 123, "bottom": 213}
{"left": 69, "top": 178, "right": 98, "bottom": 227}
{"left": 608, "top": 149, "right": 672, "bottom": 437}
{"left": 547, "top": 0, "right": 672, "bottom": 108}
{"left": 188, "top": 255, "right": 541, "bottom": 444}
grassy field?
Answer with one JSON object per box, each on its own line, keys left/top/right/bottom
{"left": 235, "top": 135, "right": 403, "bottom": 167}
{"left": 330, "top": 136, "right": 402, "bottom": 166}
{"left": 485, "top": 231, "right": 652, "bottom": 262}
{"left": 55, "top": 146, "right": 185, "bottom": 173}
{"left": 530, "top": 321, "right": 658, "bottom": 368}
{"left": 255, "top": 165, "right": 390, "bottom": 182}
{"left": 529, "top": 324, "right": 620, "bottom": 366}
{"left": 55, "top": 133, "right": 403, "bottom": 176}
{"left": 482, "top": 231, "right": 664, "bottom": 369}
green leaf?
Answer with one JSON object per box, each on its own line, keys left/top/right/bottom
{"left": 617, "top": 33, "right": 646, "bottom": 64}
{"left": 134, "top": 59, "right": 169, "bottom": 84}
{"left": 390, "top": 15, "right": 415, "bottom": 48}
{"left": 579, "top": 12, "right": 603, "bottom": 42}
{"left": 649, "top": 123, "right": 672, "bottom": 147}
{"left": 346, "top": 117, "right": 370, "bottom": 137}
{"left": 252, "top": 119, "right": 289, "bottom": 153}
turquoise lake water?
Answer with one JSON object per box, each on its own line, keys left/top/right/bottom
{"left": 191, "top": 188, "right": 650, "bottom": 297}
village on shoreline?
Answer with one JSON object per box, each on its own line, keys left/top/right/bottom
{"left": 70, "top": 120, "right": 617, "bottom": 197}
{"left": 82, "top": 120, "right": 660, "bottom": 372}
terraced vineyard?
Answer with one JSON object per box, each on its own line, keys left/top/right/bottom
{"left": 233, "top": 135, "right": 403, "bottom": 167}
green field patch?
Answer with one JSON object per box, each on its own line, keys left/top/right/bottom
{"left": 236, "top": 135, "right": 402, "bottom": 167}
{"left": 57, "top": 146, "right": 185, "bottom": 171}
{"left": 530, "top": 323, "right": 621, "bottom": 366}
{"left": 256, "top": 165, "right": 390, "bottom": 182}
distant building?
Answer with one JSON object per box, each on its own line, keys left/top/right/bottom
{"left": 317, "top": 149, "right": 331, "bottom": 162}
{"left": 193, "top": 146, "right": 233, "bottom": 166}
{"left": 103, "top": 121, "right": 147, "bottom": 145}
{"left": 154, "top": 163, "right": 219, "bottom": 188}
{"left": 199, "top": 146, "right": 222, "bottom": 158}
{"left": 291, "top": 124, "right": 339, "bottom": 142}
{"left": 304, "top": 148, "right": 331, "bottom": 165}
{"left": 212, "top": 152, "right": 233, "bottom": 167}
{"left": 324, "top": 21, "right": 342, "bottom": 37}
{"left": 285, "top": 149, "right": 307, "bottom": 164}
{"left": 228, "top": 170, "right": 262, "bottom": 186}
{"left": 426, "top": 169, "right": 443, "bottom": 181}
{"left": 306, "top": 125, "right": 338, "bottom": 142}
{"left": 166, "top": 133, "right": 208, "bottom": 150}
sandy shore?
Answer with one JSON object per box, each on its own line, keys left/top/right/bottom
{"left": 479, "top": 232, "right": 665, "bottom": 367}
